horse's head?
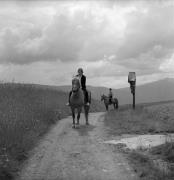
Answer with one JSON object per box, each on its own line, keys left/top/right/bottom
{"left": 101, "top": 94, "right": 104, "bottom": 101}
{"left": 72, "top": 77, "right": 80, "bottom": 92}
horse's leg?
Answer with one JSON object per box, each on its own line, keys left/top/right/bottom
{"left": 105, "top": 104, "right": 108, "bottom": 111}
{"left": 116, "top": 100, "right": 118, "bottom": 109}
{"left": 84, "top": 105, "right": 89, "bottom": 125}
{"left": 71, "top": 108, "right": 75, "bottom": 128}
{"left": 77, "top": 107, "right": 82, "bottom": 126}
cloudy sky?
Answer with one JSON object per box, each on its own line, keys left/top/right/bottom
{"left": 0, "top": 0, "right": 174, "bottom": 88}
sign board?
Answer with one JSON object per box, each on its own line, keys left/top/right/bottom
{"left": 128, "top": 72, "right": 136, "bottom": 82}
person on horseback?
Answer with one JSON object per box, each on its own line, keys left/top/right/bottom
{"left": 66, "top": 68, "right": 90, "bottom": 106}
{"left": 108, "top": 88, "right": 113, "bottom": 104}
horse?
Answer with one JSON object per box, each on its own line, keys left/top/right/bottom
{"left": 101, "top": 94, "right": 118, "bottom": 111}
{"left": 69, "top": 77, "right": 91, "bottom": 128}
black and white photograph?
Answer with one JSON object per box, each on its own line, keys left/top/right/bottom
{"left": 0, "top": 0, "right": 174, "bottom": 179}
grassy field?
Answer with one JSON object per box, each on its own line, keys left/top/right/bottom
{"left": 104, "top": 102, "right": 174, "bottom": 135}
{"left": 0, "top": 83, "right": 104, "bottom": 180}
{"left": 104, "top": 102, "right": 174, "bottom": 180}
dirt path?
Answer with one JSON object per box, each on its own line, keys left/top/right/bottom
{"left": 16, "top": 112, "right": 138, "bottom": 180}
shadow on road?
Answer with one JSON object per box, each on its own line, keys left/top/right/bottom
{"left": 75, "top": 124, "right": 96, "bottom": 136}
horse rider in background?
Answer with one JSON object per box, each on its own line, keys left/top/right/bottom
{"left": 108, "top": 88, "right": 113, "bottom": 104}
{"left": 67, "top": 68, "right": 90, "bottom": 106}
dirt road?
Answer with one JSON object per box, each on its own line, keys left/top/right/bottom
{"left": 17, "top": 112, "right": 138, "bottom": 180}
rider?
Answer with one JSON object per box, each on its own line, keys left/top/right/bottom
{"left": 66, "top": 68, "right": 90, "bottom": 106}
{"left": 108, "top": 88, "right": 113, "bottom": 104}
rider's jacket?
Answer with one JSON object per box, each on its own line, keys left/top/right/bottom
{"left": 108, "top": 91, "right": 113, "bottom": 98}
{"left": 76, "top": 74, "right": 86, "bottom": 90}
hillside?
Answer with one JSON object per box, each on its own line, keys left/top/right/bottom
{"left": 56, "top": 78, "right": 174, "bottom": 105}
{"left": 9, "top": 78, "right": 174, "bottom": 106}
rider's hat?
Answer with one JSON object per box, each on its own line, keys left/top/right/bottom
{"left": 78, "top": 68, "right": 83, "bottom": 73}
{"left": 109, "top": 88, "right": 112, "bottom": 90}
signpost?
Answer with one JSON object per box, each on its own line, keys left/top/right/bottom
{"left": 128, "top": 72, "right": 136, "bottom": 109}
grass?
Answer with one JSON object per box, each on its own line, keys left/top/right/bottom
{"left": 0, "top": 82, "right": 104, "bottom": 180}
{"left": 104, "top": 103, "right": 174, "bottom": 136}
{"left": 0, "top": 83, "right": 70, "bottom": 179}
{"left": 126, "top": 150, "right": 174, "bottom": 180}
{"left": 124, "top": 144, "right": 174, "bottom": 180}
{"left": 150, "top": 142, "right": 174, "bottom": 163}
{"left": 104, "top": 102, "right": 174, "bottom": 180}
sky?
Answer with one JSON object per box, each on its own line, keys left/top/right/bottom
{"left": 0, "top": 0, "right": 174, "bottom": 88}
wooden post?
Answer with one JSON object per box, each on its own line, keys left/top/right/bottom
{"left": 133, "top": 91, "right": 135, "bottom": 109}
{"left": 128, "top": 72, "right": 136, "bottom": 109}
{"left": 130, "top": 85, "right": 135, "bottom": 109}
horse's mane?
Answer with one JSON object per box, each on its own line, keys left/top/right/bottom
{"left": 72, "top": 77, "right": 80, "bottom": 88}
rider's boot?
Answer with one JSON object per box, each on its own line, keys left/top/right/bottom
{"left": 83, "top": 89, "right": 90, "bottom": 106}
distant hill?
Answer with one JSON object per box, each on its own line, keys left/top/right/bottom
{"left": 55, "top": 78, "right": 174, "bottom": 105}
{"left": 8, "top": 78, "right": 173, "bottom": 105}
{"left": 132, "top": 78, "right": 174, "bottom": 104}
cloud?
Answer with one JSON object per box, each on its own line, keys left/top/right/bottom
{"left": 159, "top": 53, "right": 174, "bottom": 72}
{"left": 0, "top": 1, "right": 174, "bottom": 87}
{"left": 0, "top": 60, "right": 79, "bottom": 85}
{"left": 0, "top": 1, "right": 128, "bottom": 64}
{"left": 116, "top": 4, "right": 174, "bottom": 59}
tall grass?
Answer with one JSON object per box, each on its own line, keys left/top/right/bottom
{"left": 104, "top": 102, "right": 174, "bottom": 136}
{"left": 127, "top": 150, "right": 174, "bottom": 180}
{"left": 0, "top": 83, "right": 70, "bottom": 179}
